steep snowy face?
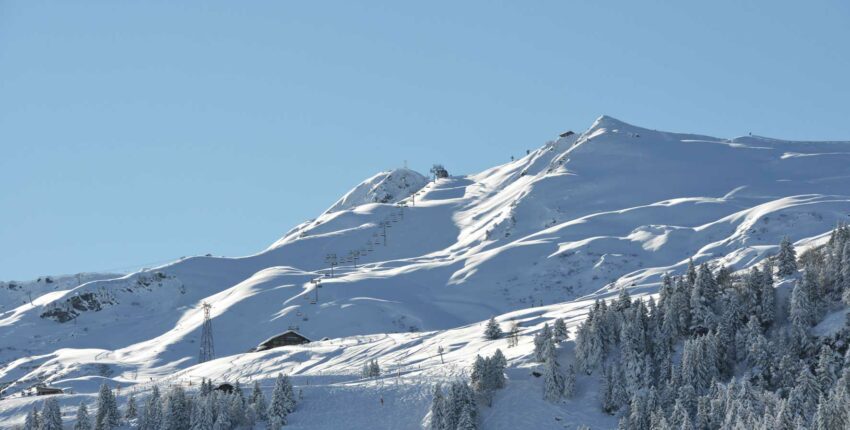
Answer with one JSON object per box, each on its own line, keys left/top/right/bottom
{"left": 324, "top": 168, "right": 428, "bottom": 214}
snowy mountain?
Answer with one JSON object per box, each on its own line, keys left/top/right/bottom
{"left": 2, "top": 116, "right": 850, "bottom": 429}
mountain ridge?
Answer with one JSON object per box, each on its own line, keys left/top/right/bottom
{"left": 2, "top": 116, "right": 850, "bottom": 428}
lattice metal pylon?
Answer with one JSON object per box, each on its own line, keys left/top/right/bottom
{"left": 199, "top": 302, "right": 215, "bottom": 363}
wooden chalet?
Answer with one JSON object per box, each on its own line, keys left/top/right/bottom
{"left": 35, "top": 385, "right": 63, "bottom": 396}
{"left": 254, "top": 330, "right": 311, "bottom": 352}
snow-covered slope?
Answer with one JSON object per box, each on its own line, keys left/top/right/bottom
{"left": 2, "top": 116, "right": 850, "bottom": 428}
{"left": 323, "top": 168, "right": 428, "bottom": 214}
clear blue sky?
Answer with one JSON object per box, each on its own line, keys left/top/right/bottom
{"left": 2, "top": 1, "right": 849, "bottom": 280}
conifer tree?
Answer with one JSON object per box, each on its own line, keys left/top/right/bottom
{"left": 23, "top": 405, "right": 40, "bottom": 430}
{"left": 789, "top": 364, "right": 821, "bottom": 422}
{"left": 191, "top": 396, "right": 214, "bottom": 430}
{"left": 675, "top": 277, "right": 692, "bottom": 336}
{"left": 542, "top": 338, "right": 565, "bottom": 402}
{"left": 429, "top": 384, "right": 446, "bottom": 430}
{"left": 689, "top": 264, "right": 717, "bottom": 333}
{"left": 94, "top": 383, "right": 120, "bottom": 430}
{"left": 759, "top": 260, "right": 777, "bottom": 326}
{"left": 815, "top": 345, "right": 837, "bottom": 393}
{"left": 791, "top": 271, "right": 820, "bottom": 329}
{"left": 140, "top": 385, "right": 162, "bottom": 430}
{"left": 268, "top": 373, "right": 290, "bottom": 425}
{"left": 484, "top": 317, "right": 503, "bottom": 340}
{"left": 41, "top": 397, "right": 63, "bottom": 430}
{"left": 74, "top": 402, "right": 92, "bottom": 430}
{"left": 491, "top": 349, "right": 507, "bottom": 389}
{"left": 162, "top": 385, "right": 190, "bottom": 430}
{"left": 212, "top": 395, "right": 231, "bottom": 430}
{"left": 456, "top": 403, "right": 477, "bottom": 430}
{"left": 777, "top": 236, "right": 798, "bottom": 277}
{"left": 564, "top": 364, "right": 576, "bottom": 398}
{"left": 841, "top": 242, "right": 850, "bottom": 304}
{"left": 533, "top": 325, "right": 550, "bottom": 363}
{"left": 552, "top": 317, "right": 568, "bottom": 343}
{"left": 228, "top": 391, "right": 246, "bottom": 428}
{"left": 125, "top": 392, "right": 137, "bottom": 420}
{"left": 249, "top": 380, "right": 268, "bottom": 422}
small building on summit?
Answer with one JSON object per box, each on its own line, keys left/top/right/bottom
{"left": 559, "top": 130, "right": 575, "bottom": 138}
{"left": 253, "top": 330, "right": 311, "bottom": 352}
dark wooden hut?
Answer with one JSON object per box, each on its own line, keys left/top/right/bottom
{"left": 254, "top": 330, "right": 311, "bottom": 352}
{"left": 35, "top": 385, "right": 63, "bottom": 396}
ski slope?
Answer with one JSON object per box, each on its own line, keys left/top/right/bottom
{"left": 2, "top": 115, "right": 850, "bottom": 428}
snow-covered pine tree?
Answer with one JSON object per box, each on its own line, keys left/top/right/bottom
{"left": 791, "top": 271, "right": 820, "bottom": 329}
{"left": 249, "top": 381, "right": 268, "bottom": 422}
{"left": 788, "top": 364, "right": 821, "bottom": 422}
{"left": 815, "top": 344, "right": 837, "bottom": 394}
{"left": 491, "top": 349, "right": 507, "bottom": 389}
{"left": 674, "top": 276, "right": 692, "bottom": 336}
{"left": 456, "top": 402, "right": 477, "bottom": 430}
{"left": 533, "top": 324, "right": 551, "bottom": 363}
{"left": 429, "top": 384, "right": 446, "bottom": 430}
{"left": 470, "top": 355, "right": 486, "bottom": 393}
{"left": 23, "top": 405, "right": 40, "bottom": 430}
{"left": 162, "top": 385, "right": 190, "bottom": 430}
{"left": 689, "top": 264, "right": 717, "bottom": 333}
{"left": 564, "top": 364, "right": 576, "bottom": 398}
{"left": 228, "top": 390, "right": 246, "bottom": 428}
{"left": 459, "top": 383, "right": 478, "bottom": 423}
{"left": 484, "top": 317, "right": 502, "bottom": 340}
{"left": 94, "top": 383, "right": 120, "bottom": 430}
{"left": 212, "top": 395, "right": 231, "bottom": 430}
{"left": 748, "top": 334, "right": 773, "bottom": 387}
{"left": 552, "top": 317, "right": 568, "bottom": 343}
{"left": 40, "top": 397, "right": 63, "bottom": 430}
{"left": 74, "top": 402, "right": 92, "bottom": 430}
{"left": 139, "top": 385, "right": 162, "bottom": 430}
{"left": 777, "top": 236, "right": 798, "bottom": 277}
{"left": 281, "top": 374, "right": 296, "bottom": 414}
{"left": 842, "top": 242, "right": 850, "bottom": 305}
{"left": 200, "top": 379, "right": 211, "bottom": 397}
{"left": 760, "top": 260, "right": 777, "bottom": 326}
{"left": 233, "top": 381, "right": 244, "bottom": 403}
{"left": 191, "top": 395, "right": 214, "bottom": 430}
{"left": 125, "top": 392, "right": 137, "bottom": 420}
{"left": 268, "top": 373, "right": 290, "bottom": 425}
{"left": 773, "top": 398, "right": 795, "bottom": 430}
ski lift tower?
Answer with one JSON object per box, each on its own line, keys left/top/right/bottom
{"left": 325, "top": 253, "right": 338, "bottom": 278}
{"left": 349, "top": 250, "right": 361, "bottom": 268}
{"left": 310, "top": 278, "right": 322, "bottom": 304}
{"left": 379, "top": 221, "right": 390, "bottom": 246}
{"left": 199, "top": 302, "right": 215, "bottom": 363}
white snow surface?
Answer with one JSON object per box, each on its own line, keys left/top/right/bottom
{"left": 2, "top": 115, "right": 850, "bottom": 428}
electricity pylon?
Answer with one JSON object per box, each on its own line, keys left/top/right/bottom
{"left": 199, "top": 302, "right": 215, "bottom": 363}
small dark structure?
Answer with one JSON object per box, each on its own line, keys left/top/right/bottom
{"left": 215, "top": 383, "right": 234, "bottom": 394}
{"left": 254, "top": 330, "right": 311, "bottom": 352}
{"left": 430, "top": 164, "right": 449, "bottom": 179}
{"left": 559, "top": 130, "right": 575, "bottom": 138}
{"left": 35, "top": 385, "right": 63, "bottom": 396}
